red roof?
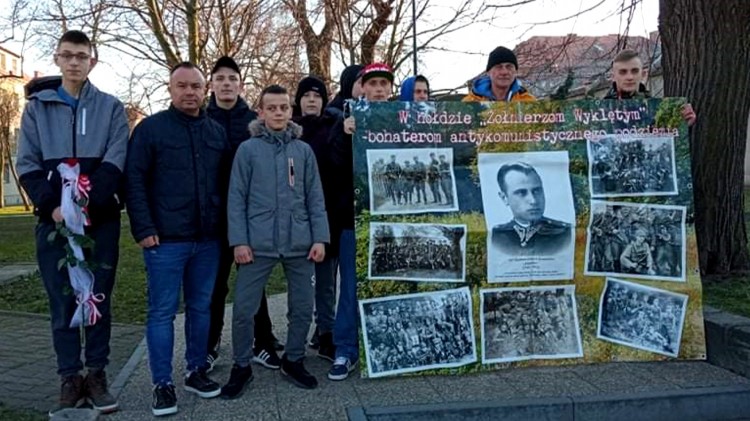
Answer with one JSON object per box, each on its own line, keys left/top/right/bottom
{"left": 513, "top": 34, "right": 659, "bottom": 96}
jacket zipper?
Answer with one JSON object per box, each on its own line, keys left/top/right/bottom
{"left": 71, "top": 107, "right": 77, "bottom": 158}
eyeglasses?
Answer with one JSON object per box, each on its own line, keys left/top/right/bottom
{"left": 55, "top": 53, "right": 92, "bottom": 63}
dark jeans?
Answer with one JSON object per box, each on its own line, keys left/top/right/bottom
{"left": 36, "top": 219, "right": 120, "bottom": 377}
{"left": 208, "top": 243, "right": 276, "bottom": 354}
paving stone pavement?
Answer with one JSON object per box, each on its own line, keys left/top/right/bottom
{"left": 106, "top": 294, "right": 750, "bottom": 421}
{"left": 0, "top": 310, "right": 143, "bottom": 414}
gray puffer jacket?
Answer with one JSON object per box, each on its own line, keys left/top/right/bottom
{"left": 227, "top": 119, "right": 330, "bottom": 257}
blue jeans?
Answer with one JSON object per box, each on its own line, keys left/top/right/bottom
{"left": 333, "top": 229, "right": 358, "bottom": 362}
{"left": 144, "top": 240, "right": 219, "bottom": 385}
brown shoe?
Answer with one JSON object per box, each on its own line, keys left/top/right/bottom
{"left": 84, "top": 369, "right": 119, "bottom": 413}
{"left": 48, "top": 374, "right": 84, "bottom": 417}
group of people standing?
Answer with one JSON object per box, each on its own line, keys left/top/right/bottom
{"left": 371, "top": 152, "right": 454, "bottom": 207}
{"left": 15, "top": 28, "right": 698, "bottom": 418}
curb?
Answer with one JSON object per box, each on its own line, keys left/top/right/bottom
{"left": 347, "top": 384, "right": 750, "bottom": 421}
{"left": 111, "top": 335, "right": 148, "bottom": 398}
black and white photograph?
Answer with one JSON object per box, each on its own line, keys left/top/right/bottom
{"left": 597, "top": 277, "right": 688, "bottom": 357}
{"left": 588, "top": 135, "right": 678, "bottom": 198}
{"left": 480, "top": 286, "right": 583, "bottom": 364}
{"left": 367, "top": 148, "right": 459, "bottom": 215}
{"left": 585, "top": 201, "right": 686, "bottom": 282}
{"left": 368, "top": 223, "right": 467, "bottom": 282}
{"left": 478, "top": 151, "right": 576, "bottom": 282}
{"left": 359, "top": 287, "right": 477, "bottom": 378}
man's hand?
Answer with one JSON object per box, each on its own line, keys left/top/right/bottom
{"left": 343, "top": 116, "right": 356, "bottom": 135}
{"left": 138, "top": 235, "right": 160, "bottom": 248}
{"left": 52, "top": 206, "right": 64, "bottom": 223}
{"left": 681, "top": 103, "right": 697, "bottom": 127}
{"left": 234, "top": 245, "right": 254, "bottom": 265}
{"left": 308, "top": 243, "right": 325, "bottom": 263}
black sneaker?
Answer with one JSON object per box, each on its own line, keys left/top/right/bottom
{"left": 152, "top": 383, "right": 177, "bottom": 417}
{"left": 48, "top": 374, "right": 84, "bottom": 417}
{"left": 220, "top": 364, "right": 254, "bottom": 400}
{"left": 317, "top": 332, "right": 335, "bottom": 362}
{"left": 253, "top": 347, "right": 281, "bottom": 370}
{"left": 184, "top": 369, "right": 221, "bottom": 398}
{"left": 206, "top": 350, "right": 219, "bottom": 373}
{"left": 280, "top": 355, "right": 318, "bottom": 389}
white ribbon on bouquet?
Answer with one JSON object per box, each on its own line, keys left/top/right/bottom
{"left": 57, "top": 161, "right": 104, "bottom": 328}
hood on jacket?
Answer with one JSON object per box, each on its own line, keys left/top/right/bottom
{"left": 328, "top": 64, "right": 364, "bottom": 112}
{"left": 399, "top": 76, "right": 417, "bottom": 101}
{"left": 470, "top": 75, "right": 526, "bottom": 101}
{"left": 29, "top": 78, "right": 100, "bottom": 104}
{"left": 248, "top": 119, "right": 303, "bottom": 141}
{"left": 25, "top": 75, "right": 62, "bottom": 99}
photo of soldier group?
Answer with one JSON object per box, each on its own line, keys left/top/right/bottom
{"left": 480, "top": 286, "right": 583, "bottom": 364}
{"left": 588, "top": 135, "right": 678, "bottom": 198}
{"left": 368, "top": 223, "right": 466, "bottom": 282}
{"left": 360, "top": 287, "right": 476, "bottom": 378}
{"left": 598, "top": 278, "right": 688, "bottom": 357}
{"left": 367, "top": 148, "right": 458, "bottom": 215}
{"left": 585, "top": 201, "right": 686, "bottom": 282}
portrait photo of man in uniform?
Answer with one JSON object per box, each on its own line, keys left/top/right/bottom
{"left": 479, "top": 151, "right": 576, "bottom": 282}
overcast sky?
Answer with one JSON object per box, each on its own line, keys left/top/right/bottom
{"left": 3, "top": 0, "right": 658, "bottom": 106}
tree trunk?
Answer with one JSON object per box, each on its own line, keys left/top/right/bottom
{"left": 3, "top": 135, "right": 29, "bottom": 210}
{"left": 287, "top": 0, "right": 335, "bottom": 82}
{"left": 360, "top": 0, "right": 393, "bottom": 65}
{"left": 0, "top": 131, "right": 5, "bottom": 208}
{"left": 659, "top": 0, "right": 750, "bottom": 275}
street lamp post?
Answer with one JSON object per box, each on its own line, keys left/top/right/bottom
{"left": 412, "top": 0, "right": 418, "bottom": 75}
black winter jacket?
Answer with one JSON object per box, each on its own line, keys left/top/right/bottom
{"left": 126, "top": 105, "right": 231, "bottom": 243}
{"left": 206, "top": 94, "right": 258, "bottom": 152}
{"left": 294, "top": 109, "right": 341, "bottom": 253}
{"left": 328, "top": 113, "right": 355, "bottom": 230}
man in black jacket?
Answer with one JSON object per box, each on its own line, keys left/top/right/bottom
{"left": 126, "top": 62, "right": 229, "bottom": 416}
{"left": 205, "top": 56, "right": 282, "bottom": 373}
{"left": 292, "top": 75, "right": 338, "bottom": 361}
{"left": 604, "top": 49, "right": 696, "bottom": 126}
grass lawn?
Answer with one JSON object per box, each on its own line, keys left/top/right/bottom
{"left": 0, "top": 404, "right": 45, "bottom": 421}
{"left": 0, "top": 205, "right": 33, "bottom": 216}
{"left": 2, "top": 199, "right": 750, "bottom": 321}
{"left": 0, "top": 214, "right": 288, "bottom": 325}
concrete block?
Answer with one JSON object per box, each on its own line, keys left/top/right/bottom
{"left": 573, "top": 384, "right": 750, "bottom": 421}
{"left": 349, "top": 397, "right": 574, "bottom": 421}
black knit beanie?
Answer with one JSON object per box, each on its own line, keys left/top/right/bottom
{"left": 486, "top": 46, "right": 518, "bottom": 71}
{"left": 295, "top": 76, "right": 329, "bottom": 108}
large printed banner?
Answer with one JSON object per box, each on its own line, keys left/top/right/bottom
{"left": 352, "top": 98, "right": 705, "bottom": 378}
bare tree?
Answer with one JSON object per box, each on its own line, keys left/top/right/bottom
{"left": 660, "top": 0, "right": 750, "bottom": 276}
{"left": 0, "top": 79, "right": 30, "bottom": 209}
{"left": 331, "top": 0, "right": 489, "bottom": 75}
{"left": 283, "top": 0, "right": 342, "bottom": 82}
{"left": 6, "top": 0, "right": 305, "bottom": 109}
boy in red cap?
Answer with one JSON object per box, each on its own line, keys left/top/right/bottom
{"left": 328, "top": 63, "right": 393, "bottom": 381}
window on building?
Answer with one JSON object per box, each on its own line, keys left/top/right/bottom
{"left": 11, "top": 58, "right": 17, "bottom": 74}
{"left": 0, "top": 53, "right": 6, "bottom": 72}
{"left": 3, "top": 162, "right": 9, "bottom": 183}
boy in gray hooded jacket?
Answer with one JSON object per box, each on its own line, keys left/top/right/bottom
{"left": 220, "top": 85, "right": 329, "bottom": 398}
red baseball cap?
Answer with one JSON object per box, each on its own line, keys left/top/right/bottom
{"left": 359, "top": 63, "right": 394, "bottom": 83}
